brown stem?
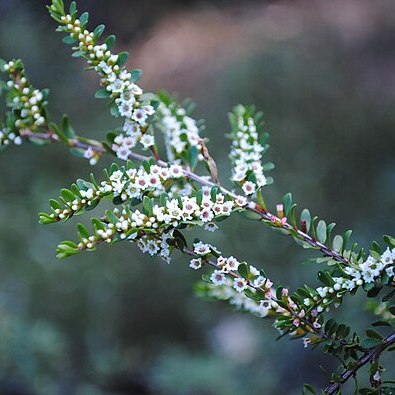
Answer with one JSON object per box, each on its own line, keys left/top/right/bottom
{"left": 19, "top": 129, "right": 349, "bottom": 266}
{"left": 324, "top": 332, "right": 395, "bottom": 395}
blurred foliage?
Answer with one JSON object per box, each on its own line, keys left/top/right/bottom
{"left": 1, "top": 0, "right": 395, "bottom": 394}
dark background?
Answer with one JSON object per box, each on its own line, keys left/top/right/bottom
{"left": 1, "top": 0, "right": 395, "bottom": 393}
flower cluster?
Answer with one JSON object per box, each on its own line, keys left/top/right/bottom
{"left": 310, "top": 248, "right": 395, "bottom": 312}
{"left": 57, "top": 13, "right": 155, "bottom": 157}
{"left": 229, "top": 105, "right": 267, "bottom": 195}
{"left": 156, "top": 95, "right": 203, "bottom": 165}
{"left": 190, "top": 245, "right": 278, "bottom": 317}
{"left": 1, "top": 60, "right": 47, "bottom": 133}
{"left": 46, "top": 162, "right": 185, "bottom": 222}
{"left": 68, "top": 186, "right": 240, "bottom": 260}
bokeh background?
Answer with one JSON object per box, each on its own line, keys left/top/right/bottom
{"left": 1, "top": 0, "right": 395, "bottom": 394}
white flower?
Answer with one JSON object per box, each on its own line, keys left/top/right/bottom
{"left": 199, "top": 208, "right": 214, "bottom": 223}
{"left": 140, "top": 134, "right": 155, "bottom": 149}
{"left": 118, "top": 100, "right": 134, "bottom": 118}
{"left": 242, "top": 181, "right": 256, "bottom": 195}
{"left": 386, "top": 266, "right": 394, "bottom": 277}
{"left": 114, "top": 145, "right": 131, "bottom": 161}
{"left": 189, "top": 258, "right": 202, "bottom": 270}
{"left": 130, "top": 83, "right": 143, "bottom": 95}
{"left": 146, "top": 239, "right": 160, "bottom": 256}
{"left": 135, "top": 175, "right": 149, "bottom": 190}
{"left": 107, "top": 78, "right": 125, "bottom": 93}
{"left": 235, "top": 195, "right": 248, "bottom": 206}
{"left": 132, "top": 108, "right": 148, "bottom": 124}
{"left": 193, "top": 241, "right": 211, "bottom": 256}
{"left": 225, "top": 256, "right": 239, "bottom": 271}
{"left": 123, "top": 119, "right": 141, "bottom": 135}
{"left": 233, "top": 277, "right": 248, "bottom": 292}
{"left": 210, "top": 270, "right": 226, "bottom": 286}
{"left": 362, "top": 268, "right": 375, "bottom": 283}
{"left": 169, "top": 165, "right": 183, "bottom": 178}
{"left": 381, "top": 248, "right": 393, "bottom": 266}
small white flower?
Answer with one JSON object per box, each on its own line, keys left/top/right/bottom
{"left": 381, "top": 248, "right": 393, "bottom": 266}
{"left": 140, "top": 134, "right": 155, "bottom": 149}
{"left": 107, "top": 78, "right": 125, "bottom": 93}
{"left": 362, "top": 268, "right": 375, "bottom": 283}
{"left": 189, "top": 258, "right": 202, "bottom": 270}
{"left": 168, "top": 165, "right": 182, "bottom": 179}
{"left": 225, "top": 256, "right": 239, "bottom": 271}
{"left": 233, "top": 277, "right": 248, "bottom": 292}
{"left": 132, "top": 108, "right": 148, "bottom": 124}
{"left": 386, "top": 266, "right": 394, "bottom": 277}
{"left": 210, "top": 270, "right": 226, "bottom": 286}
{"left": 242, "top": 181, "right": 256, "bottom": 195}
{"left": 199, "top": 208, "right": 214, "bottom": 223}
{"left": 193, "top": 241, "right": 211, "bottom": 256}
{"left": 235, "top": 195, "right": 248, "bottom": 206}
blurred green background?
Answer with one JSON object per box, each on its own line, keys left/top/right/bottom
{"left": 1, "top": 0, "right": 395, "bottom": 394}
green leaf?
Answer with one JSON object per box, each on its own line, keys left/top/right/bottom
{"left": 262, "top": 162, "right": 275, "bottom": 171}
{"left": 188, "top": 145, "right": 199, "bottom": 169}
{"left": 317, "top": 271, "right": 333, "bottom": 286}
{"left": 110, "top": 104, "right": 120, "bottom": 117}
{"left": 371, "top": 241, "right": 382, "bottom": 254}
{"left": 372, "top": 320, "right": 391, "bottom": 327}
{"left": 71, "top": 50, "right": 85, "bottom": 58}
{"left": 366, "top": 329, "right": 383, "bottom": 340}
{"left": 130, "top": 69, "right": 143, "bottom": 82}
{"left": 61, "top": 114, "right": 76, "bottom": 138}
{"left": 79, "top": 12, "right": 89, "bottom": 27}
{"left": 282, "top": 193, "right": 292, "bottom": 216}
{"left": 332, "top": 235, "right": 343, "bottom": 253}
{"left": 342, "top": 230, "right": 352, "bottom": 252}
{"left": 69, "top": 1, "right": 77, "bottom": 15}
{"left": 238, "top": 263, "right": 249, "bottom": 279}
{"left": 302, "top": 384, "right": 317, "bottom": 395}
{"left": 360, "top": 338, "right": 382, "bottom": 349}
{"left": 60, "top": 188, "right": 75, "bottom": 202}
{"left": 95, "top": 88, "right": 111, "bottom": 99}
{"left": 38, "top": 212, "right": 55, "bottom": 225}
{"left": 49, "top": 199, "right": 63, "bottom": 210}
{"left": 105, "top": 35, "right": 116, "bottom": 50}
{"left": 143, "top": 196, "right": 154, "bottom": 216}
{"left": 239, "top": 210, "right": 261, "bottom": 221}
{"left": 105, "top": 210, "right": 118, "bottom": 225}
{"left": 300, "top": 209, "right": 311, "bottom": 233}
{"left": 62, "top": 35, "right": 76, "bottom": 45}
{"left": 316, "top": 220, "right": 327, "bottom": 243}
{"left": 93, "top": 24, "right": 105, "bottom": 39}
{"left": 117, "top": 51, "right": 129, "bottom": 66}
{"left": 77, "top": 223, "right": 90, "bottom": 240}
{"left": 383, "top": 235, "right": 395, "bottom": 248}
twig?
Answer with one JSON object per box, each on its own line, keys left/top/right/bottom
{"left": 324, "top": 332, "right": 395, "bottom": 395}
{"left": 18, "top": 129, "right": 349, "bottom": 265}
